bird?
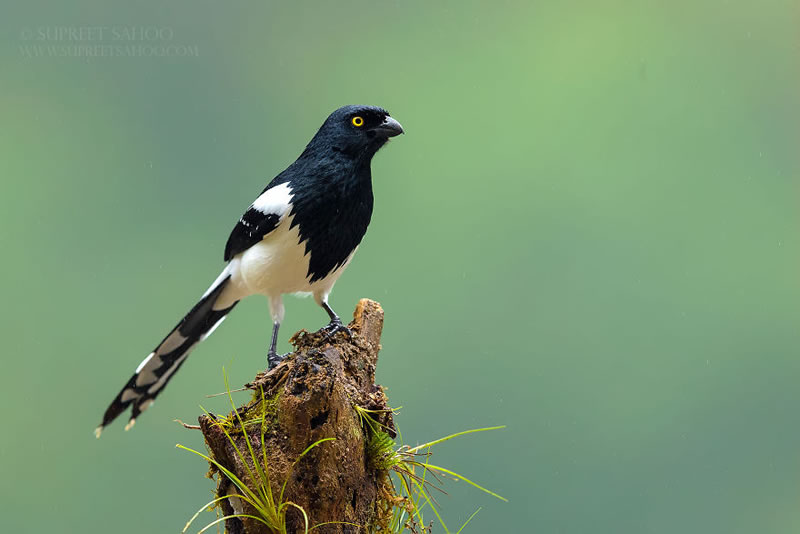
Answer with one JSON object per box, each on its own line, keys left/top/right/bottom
{"left": 95, "top": 105, "right": 404, "bottom": 437}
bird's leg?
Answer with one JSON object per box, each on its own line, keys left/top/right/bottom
{"left": 320, "top": 301, "right": 353, "bottom": 339}
{"left": 267, "top": 296, "right": 289, "bottom": 369}
{"left": 267, "top": 321, "right": 287, "bottom": 369}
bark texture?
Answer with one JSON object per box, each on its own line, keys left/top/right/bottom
{"left": 198, "top": 298, "right": 395, "bottom": 533}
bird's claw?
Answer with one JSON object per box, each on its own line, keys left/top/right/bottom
{"left": 267, "top": 350, "right": 289, "bottom": 370}
{"left": 322, "top": 319, "right": 353, "bottom": 340}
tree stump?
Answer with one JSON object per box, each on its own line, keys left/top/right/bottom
{"left": 197, "top": 299, "right": 395, "bottom": 533}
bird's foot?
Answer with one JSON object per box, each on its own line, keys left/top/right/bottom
{"left": 267, "top": 350, "right": 289, "bottom": 370}
{"left": 321, "top": 318, "right": 353, "bottom": 340}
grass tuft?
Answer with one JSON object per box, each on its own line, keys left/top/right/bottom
{"left": 177, "top": 368, "right": 333, "bottom": 534}
{"left": 357, "top": 405, "right": 507, "bottom": 533}
{"left": 180, "top": 371, "right": 507, "bottom": 533}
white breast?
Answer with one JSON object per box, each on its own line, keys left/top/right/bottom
{"left": 232, "top": 214, "right": 313, "bottom": 297}
{"left": 218, "top": 211, "right": 359, "bottom": 308}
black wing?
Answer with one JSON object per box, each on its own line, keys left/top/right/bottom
{"left": 223, "top": 181, "right": 294, "bottom": 261}
{"left": 224, "top": 208, "right": 281, "bottom": 261}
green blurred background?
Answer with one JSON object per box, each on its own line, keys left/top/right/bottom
{"left": 2, "top": 0, "right": 799, "bottom": 532}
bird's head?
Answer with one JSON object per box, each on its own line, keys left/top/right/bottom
{"left": 307, "top": 105, "right": 404, "bottom": 158}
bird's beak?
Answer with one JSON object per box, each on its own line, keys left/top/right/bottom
{"left": 374, "top": 116, "right": 404, "bottom": 137}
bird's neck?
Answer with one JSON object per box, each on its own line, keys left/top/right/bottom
{"left": 297, "top": 144, "right": 375, "bottom": 188}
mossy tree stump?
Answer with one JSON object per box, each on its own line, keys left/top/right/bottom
{"left": 198, "top": 299, "right": 396, "bottom": 533}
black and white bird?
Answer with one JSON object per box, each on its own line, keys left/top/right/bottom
{"left": 96, "top": 105, "right": 403, "bottom": 437}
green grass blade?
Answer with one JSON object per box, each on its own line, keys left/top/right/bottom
{"left": 197, "top": 406, "right": 259, "bottom": 500}
{"left": 223, "top": 369, "right": 272, "bottom": 502}
{"left": 182, "top": 495, "right": 242, "bottom": 533}
{"left": 455, "top": 508, "right": 481, "bottom": 533}
{"left": 281, "top": 501, "right": 309, "bottom": 534}
{"left": 308, "top": 520, "right": 362, "bottom": 531}
{"left": 197, "top": 405, "right": 280, "bottom": 525}
{"left": 279, "top": 437, "right": 335, "bottom": 504}
{"left": 176, "top": 444, "right": 271, "bottom": 520}
{"left": 259, "top": 387, "right": 273, "bottom": 505}
{"left": 196, "top": 514, "right": 271, "bottom": 534}
{"left": 298, "top": 437, "right": 336, "bottom": 459}
{"left": 409, "top": 475, "right": 449, "bottom": 534}
{"left": 423, "top": 463, "right": 508, "bottom": 502}
{"left": 407, "top": 426, "right": 506, "bottom": 454}
{"left": 396, "top": 468, "right": 428, "bottom": 525}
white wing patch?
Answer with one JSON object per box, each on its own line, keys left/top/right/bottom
{"left": 252, "top": 182, "right": 293, "bottom": 217}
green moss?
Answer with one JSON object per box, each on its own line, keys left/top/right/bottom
{"left": 355, "top": 405, "right": 398, "bottom": 471}
{"left": 209, "top": 387, "right": 282, "bottom": 436}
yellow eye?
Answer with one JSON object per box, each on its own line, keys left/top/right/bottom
{"left": 352, "top": 116, "right": 364, "bottom": 127}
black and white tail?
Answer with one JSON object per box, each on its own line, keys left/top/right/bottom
{"left": 95, "top": 270, "right": 238, "bottom": 437}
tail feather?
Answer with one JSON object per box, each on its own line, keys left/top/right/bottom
{"left": 96, "top": 270, "right": 238, "bottom": 436}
